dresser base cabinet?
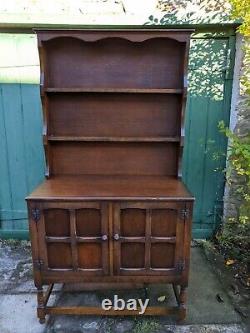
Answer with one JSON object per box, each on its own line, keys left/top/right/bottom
{"left": 27, "top": 176, "right": 193, "bottom": 322}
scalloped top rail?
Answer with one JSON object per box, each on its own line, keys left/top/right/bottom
{"left": 34, "top": 29, "right": 194, "bottom": 45}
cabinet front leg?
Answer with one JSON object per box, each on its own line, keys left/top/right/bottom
{"left": 37, "top": 287, "right": 46, "bottom": 324}
{"left": 178, "top": 285, "right": 187, "bottom": 322}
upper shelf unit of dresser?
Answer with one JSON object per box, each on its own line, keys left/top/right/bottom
{"left": 36, "top": 29, "right": 192, "bottom": 90}
{"left": 35, "top": 29, "right": 193, "bottom": 178}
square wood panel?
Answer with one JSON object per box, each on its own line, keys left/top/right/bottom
{"left": 120, "top": 208, "right": 146, "bottom": 237}
{"left": 151, "top": 209, "right": 177, "bottom": 237}
{"left": 76, "top": 208, "right": 101, "bottom": 237}
{"left": 44, "top": 209, "right": 70, "bottom": 237}
{"left": 77, "top": 243, "right": 102, "bottom": 269}
{"left": 121, "top": 243, "right": 145, "bottom": 268}
{"left": 47, "top": 243, "right": 72, "bottom": 269}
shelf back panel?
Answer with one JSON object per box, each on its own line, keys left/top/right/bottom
{"left": 36, "top": 29, "right": 193, "bottom": 178}
{"left": 44, "top": 37, "right": 184, "bottom": 89}
{"left": 51, "top": 142, "right": 177, "bottom": 176}
{"left": 48, "top": 93, "right": 181, "bottom": 137}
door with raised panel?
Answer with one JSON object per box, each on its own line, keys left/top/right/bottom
{"left": 113, "top": 202, "right": 186, "bottom": 276}
{"left": 35, "top": 202, "right": 109, "bottom": 275}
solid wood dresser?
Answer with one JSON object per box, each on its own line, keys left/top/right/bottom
{"left": 26, "top": 29, "right": 194, "bottom": 323}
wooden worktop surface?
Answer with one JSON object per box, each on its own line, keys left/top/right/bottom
{"left": 26, "top": 175, "right": 194, "bottom": 201}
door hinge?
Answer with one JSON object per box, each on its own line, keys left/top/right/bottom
{"left": 179, "top": 208, "right": 189, "bottom": 220}
{"left": 31, "top": 208, "right": 41, "bottom": 223}
{"left": 33, "top": 259, "right": 44, "bottom": 271}
{"left": 176, "top": 260, "right": 185, "bottom": 273}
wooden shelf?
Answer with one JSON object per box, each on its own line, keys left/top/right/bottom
{"left": 47, "top": 136, "right": 181, "bottom": 143}
{"left": 45, "top": 88, "right": 183, "bottom": 94}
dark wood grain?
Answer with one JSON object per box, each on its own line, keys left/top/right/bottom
{"left": 45, "top": 88, "right": 183, "bottom": 93}
{"left": 47, "top": 137, "right": 181, "bottom": 142}
{"left": 44, "top": 38, "right": 184, "bottom": 89}
{"left": 50, "top": 142, "right": 178, "bottom": 176}
{"left": 48, "top": 93, "right": 181, "bottom": 140}
{"left": 35, "top": 29, "right": 193, "bottom": 43}
{"left": 27, "top": 175, "right": 194, "bottom": 201}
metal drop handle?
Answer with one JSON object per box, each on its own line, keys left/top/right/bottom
{"left": 113, "top": 233, "right": 120, "bottom": 241}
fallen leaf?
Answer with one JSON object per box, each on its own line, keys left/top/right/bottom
{"left": 225, "top": 259, "right": 236, "bottom": 266}
{"left": 216, "top": 294, "right": 224, "bottom": 303}
{"left": 157, "top": 295, "right": 166, "bottom": 302}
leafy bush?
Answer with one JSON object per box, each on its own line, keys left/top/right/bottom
{"left": 218, "top": 121, "right": 250, "bottom": 224}
{"left": 216, "top": 222, "right": 250, "bottom": 264}
{"left": 215, "top": 1, "right": 250, "bottom": 267}
{"left": 215, "top": 123, "right": 250, "bottom": 267}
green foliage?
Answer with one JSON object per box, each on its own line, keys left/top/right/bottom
{"left": 217, "top": 120, "right": 249, "bottom": 266}
{"left": 216, "top": 222, "right": 250, "bottom": 264}
{"left": 218, "top": 121, "right": 250, "bottom": 180}
{"left": 215, "top": 2, "right": 250, "bottom": 267}
{"left": 229, "top": 0, "right": 250, "bottom": 36}
{"left": 229, "top": 0, "right": 250, "bottom": 94}
{"left": 218, "top": 121, "right": 250, "bottom": 224}
{"left": 216, "top": 122, "right": 249, "bottom": 266}
{"left": 221, "top": 0, "right": 250, "bottom": 224}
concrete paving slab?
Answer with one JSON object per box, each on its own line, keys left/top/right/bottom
{"left": 0, "top": 241, "right": 33, "bottom": 293}
{"left": 0, "top": 294, "right": 45, "bottom": 333}
{"left": 186, "top": 248, "right": 242, "bottom": 324}
{"left": 159, "top": 324, "right": 245, "bottom": 333}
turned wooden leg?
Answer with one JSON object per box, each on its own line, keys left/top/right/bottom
{"left": 178, "top": 285, "right": 187, "bottom": 323}
{"left": 37, "top": 287, "right": 46, "bottom": 324}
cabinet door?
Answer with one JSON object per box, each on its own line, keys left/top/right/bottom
{"left": 35, "top": 202, "right": 109, "bottom": 275}
{"left": 113, "top": 202, "right": 187, "bottom": 276}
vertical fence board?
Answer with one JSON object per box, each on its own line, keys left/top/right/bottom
{"left": 0, "top": 86, "right": 13, "bottom": 229}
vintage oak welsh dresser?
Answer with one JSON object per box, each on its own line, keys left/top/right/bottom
{"left": 26, "top": 29, "right": 195, "bottom": 323}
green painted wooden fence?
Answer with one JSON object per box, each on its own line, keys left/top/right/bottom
{"left": 0, "top": 29, "right": 235, "bottom": 239}
{"left": 0, "top": 34, "right": 45, "bottom": 239}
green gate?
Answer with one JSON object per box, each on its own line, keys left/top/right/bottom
{"left": 183, "top": 31, "right": 235, "bottom": 238}
{"left": 0, "top": 28, "right": 235, "bottom": 239}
